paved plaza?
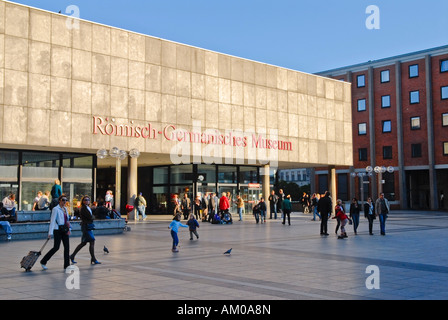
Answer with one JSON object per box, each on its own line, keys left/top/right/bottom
{"left": 1, "top": 210, "right": 447, "bottom": 301}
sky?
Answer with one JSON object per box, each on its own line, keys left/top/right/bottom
{"left": 9, "top": 0, "right": 448, "bottom": 74}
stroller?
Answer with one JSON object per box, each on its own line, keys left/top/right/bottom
{"left": 221, "top": 210, "right": 233, "bottom": 224}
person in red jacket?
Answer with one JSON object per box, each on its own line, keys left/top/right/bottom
{"left": 333, "top": 199, "right": 349, "bottom": 239}
{"left": 219, "top": 192, "right": 230, "bottom": 218}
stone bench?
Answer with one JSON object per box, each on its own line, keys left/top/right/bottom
{"left": 0, "top": 219, "right": 127, "bottom": 241}
{"left": 16, "top": 210, "right": 52, "bottom": 222}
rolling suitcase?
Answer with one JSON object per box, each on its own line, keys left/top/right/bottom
{"left": 20, "top": 239, "right": 49, "bottom": 272}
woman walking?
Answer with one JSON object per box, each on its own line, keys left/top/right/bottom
{"left": 349, "top": 198, "right": 360, "bottom": 235}
{"left": 40, "top": 194, "right": 71, "bottom": 270}
{"left": 70, "top": 196, "right": 101, "bottom": 265}
{"left": 364, "top": 197, "right": 375, "bottom": 235}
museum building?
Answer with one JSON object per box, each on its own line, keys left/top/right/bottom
{"left": 0, "top": 0, "right": 353, "bottom": 216}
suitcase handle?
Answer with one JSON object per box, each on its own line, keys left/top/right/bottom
{"left": 39, "top": 239, "right": 50, "bottom": 253}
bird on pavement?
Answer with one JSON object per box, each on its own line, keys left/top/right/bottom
{"left": 103, "top": 245, "right": 109, "bottom": 254}
{"left": 223, "top": 248, "right": 232, "bottom": 255}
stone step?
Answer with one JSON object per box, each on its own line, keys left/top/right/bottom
{"left": 0, "top": 219, "right": 127, "bottom": 241}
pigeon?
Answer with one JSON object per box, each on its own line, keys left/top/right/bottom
{"left": 223, "top": 248, "right": 232, "bottom": 255}
{"left": 103, "top": 245, "right": 109, "bottom": 254}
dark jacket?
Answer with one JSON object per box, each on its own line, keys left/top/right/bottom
{"left": 79, "top": 206, "right": 94, "bottom": 225}
{"left": 350, "top": 202, "right": 360, "bottom": 217}
{"left": 282, "top": 198, "right": 292, "bottom": 212}
{"left": 187, "top": 218, "right": 199, "bottom": 231}
{"left": 317, "top": 195, "right": 332, "bottom": 214}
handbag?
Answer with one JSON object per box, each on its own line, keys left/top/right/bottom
{"left": 58, "top": 223, "right": 69, "bottom": 235}
{"left": 87, "top": 223, "right": 96, "bottom": 231}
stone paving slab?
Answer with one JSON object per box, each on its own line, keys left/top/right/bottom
{"left": 1, "top": 210, "right": 447, "bottom": 301}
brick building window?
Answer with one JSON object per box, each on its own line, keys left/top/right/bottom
{"left": 357, "top": 75, "right": 366, "bottom": 88}
{"left": 381, "top": 70, "right": 390, "bottom": 83}
{"left": 441, "top": 86, "right": 448, "bottom": 100}
{"left": 443, "top": 113, "right": 448, "bottom": 127}
{"left": 409, "top": 64, "right": 419, "bottom": 78}
{"left": 411, "top": 144, "right": 422, "bottom": 158}
{"left": 383, "top": 146, "right": 393, "bottom": 159}
{"left": 359, "top": 148, "right": 368, "bottom": 161}
{"left": 382, "top": 95, "right": 391, "bottom": 108}
{"left": 382, "top": 120, "right": 392, "bottom": 133}
{"left": 411, "top": 116, "right": 421, "bottom": 130}
{"left": 358, "top": 123, "right": 367, "bottom": 135}
{"left": 410, "top": 90, "right": 420, "bottom": 104}
{"left": 441, "top": 59, "right": 448, "bottom": 73}
{"left": 357, "top": 99, "right": 366, "bottom": 111}
{"left": 444, "top": 142, "right": 448, "bottom": 156}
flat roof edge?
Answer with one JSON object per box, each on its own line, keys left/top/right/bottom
{"left": 316, "top": 44, "right": 448, "bottom": 76}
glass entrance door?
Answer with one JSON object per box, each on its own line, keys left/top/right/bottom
{"left": 218, "top": 184, "right": 238, "bottom": 213}
{"left": 240, "top": 185, "right": 262, "bottom": 215}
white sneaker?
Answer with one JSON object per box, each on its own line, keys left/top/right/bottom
{"left": 41, "top": 263, "right": 48, "bottom": 270}
{"left": 7, "top": 235, "right": 11, "bottom": 240}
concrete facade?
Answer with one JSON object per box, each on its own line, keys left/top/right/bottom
{"left": 0, "top": 0, "right": 352, "bottom": 170}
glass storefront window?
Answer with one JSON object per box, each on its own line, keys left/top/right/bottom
{"left": 171, "top": 165, "right": 193, "bottom": 184}
{"left": 152, "top": 186, "right": 168, "bottom": 214}
{"left": 62, "top": 155, "right": 93, "bottom": 214}
{"left": 197, "top": 164, "right": 216, "bottom": 184}
{"left": 21, "top": 182, "right": 53, "bottom": 211}
{"left": 0, "top": 183, "right": 18, "bottom": 209}
{"left": 154, "top": 167, "right": 168, "bottom": 184}
{"left": 21, "top": 152, "right": 60, "bottom": 210}
{"left": 0, "top": 150, "right": 94, "bottom": 211}
{"left": 239, "top": 166, "right": 258, "bottom": 184}
{"left": 63, "top": 154, "right": 93, "bottom": 168}
{"left": 22, "top": 152, "right": 60, "bottom": 168}
{"left": 170, "top": 185, "right": 193, "bottom": 199}
{"left": 0, "top": 151, "right": 19, "bottom": 202}
{"left": 218, "top": 166, "right": 237, "bottom": 183}
{"left": 63, "top": 182, "right": 93, "bottom": 217}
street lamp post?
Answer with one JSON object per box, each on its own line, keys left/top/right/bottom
{"left": 351, "top": 171, "right": 369, "bottom": 204}
{"left": 366, "top": 165, "right": 395, "bottom": 199}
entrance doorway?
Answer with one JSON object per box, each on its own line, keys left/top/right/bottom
{"left": 240, "top": 185, "right": 262, "bottom": 215}
{"left": 218, "top": 184, "right": 238, "bottom": 213}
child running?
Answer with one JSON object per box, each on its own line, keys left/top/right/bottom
{"left": 168, "top": 214, "right": 188, "bottom": 252}
{"left": 187, "top": 213, "right": 200, "bottom": 240}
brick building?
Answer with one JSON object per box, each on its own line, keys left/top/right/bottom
{"left": 315, "top": 45, "right": 448, "bottom": 210}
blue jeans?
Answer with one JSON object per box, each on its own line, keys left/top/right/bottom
{"left": 0, "top": 221, "right": 12, "bottom": 235}
{"left": 352, "top": 214, "right": 360, "bottom": 233}
{"left": 270, "top": 204, "right": 277, "bottom": 219}
{"left": 237, "top": 207, "right": 243, "bottom": 221}
{"left": 171, "top": 230, "right": 179, "bottom": 249}
{"left": 379, "top": 214, "right": 387, "bottom": 234}
{"left": 260, "top": 210, "right": 266, "bottom": 222}
{"left": 313, "top": 206, "right": 321, "bottom": 220}
{"left": 136, "top": 205, "right": 146, "bottom": 220}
